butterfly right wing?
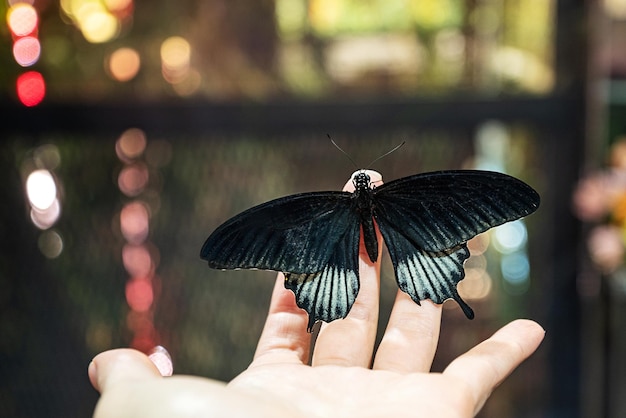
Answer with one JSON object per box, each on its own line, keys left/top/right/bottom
{"left": 200, "top": 191, "right": 355, "bottom": 274}
{"left": 202, "top": 191, "right": 363, "bottom": 330}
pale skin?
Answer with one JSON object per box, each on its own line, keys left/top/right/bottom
{"left": 89, "top": 171, "right": 545, "bottom": 417}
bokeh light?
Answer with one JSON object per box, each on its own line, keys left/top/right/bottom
{"left": 7, "top": 3, "right": 38, "bottom": 37}
{"left": 60, "top": 0, "right": 133, "bottom": 43}
{"left": 458, "top": 268, "right": 492, "bottom": 301}
{"left": 13, "top": 36, "right": 41, "bottom": 67}
{"left": 16, "top": 71, "right": 45, "bottom": 107}
{"left": 161, "top": 36, "right": 191, "bottom": 83}
{"left": 122, "top": 244, "right": 153, "bottom": 277}
{"left": 467, "top": 233, "right": 490, "bottom": 255}
{"left": 493, "top": 220, "right": 528, "bottom": 254}
{"left": 171, "top": 68, "right": 202, "bottom": 96}
{"left": 37, "top": 229, "right": 64, "bottom": 258}
{"left": 116, "top": 128, "right": 147, "bottom": 161}
{"left": 30, "top": 198, "right": 61, "bottom": 230}
{"left": 26, "top": 169, "right": 57, "bottom": 211}
{"left": 24, "top": 150, "right": 62, "bottom": 231}
{"left": 118, "top": 163, "right": 149, "bottom": 196}
{"left": 128, "top": 319, "right": 157, "bottom": 352}
{"left": 125, "top": 277, "right": 154, "bottom": 312}
{"left": 120, "top": 201, "right": 149, "bottom": 244}
{"left": 79, "top": 7, "right": 119, "bottom": 43}
{"left": 458, "top": 253, "right": 492, "bottom": 301}
{"left": 605, "top": 0, "right": 626, "bottom": 19}
{"left": 501, "top": 252, "right": 530, "bottom": 288}
{"left": 103, "top": 0, "right": 133, "bottom": 14}
{"left": 107, "top": 47, "right": 141, "bottom": 81}
{"left": 33, "top": 144, "right": 61, "bottom": 170}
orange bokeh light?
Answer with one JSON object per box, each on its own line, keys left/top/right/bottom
{"left": 108, "top": 47, "right": 141, "bottom": 82}
{"left": 116, "top": 128, "right": 147, "bottom": 161}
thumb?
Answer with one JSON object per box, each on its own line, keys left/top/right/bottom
{"left": 89, "top": 349, "right": 162, "bottom": 393}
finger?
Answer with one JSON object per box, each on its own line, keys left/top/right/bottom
{"left": 89, "top": 349, "right": 161, "bottom": 393}
{"left": 253, "top": 274, "right": 312, "bottom": 365}
{"left": 311, "top": 170, "right": 383, "bottom": 368}
{"left": 372, "top": 292, "right": 442, "bottom": 373}
{"left": 443, "top": 319, "right": 545, "bottom": 415}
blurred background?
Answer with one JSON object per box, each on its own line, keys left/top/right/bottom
{"left": 2, "top": 0, "right": 625, "bottom": 416}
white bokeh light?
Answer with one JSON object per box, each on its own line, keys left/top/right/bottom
{"left": 26, "top": 169, "right": 57, "bottom": 210}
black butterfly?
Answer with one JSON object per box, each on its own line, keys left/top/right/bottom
{"left": 201, "top": 170, "right": 540, "bottom": 331}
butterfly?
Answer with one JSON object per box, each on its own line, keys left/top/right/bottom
{"left": 201, "top": 169, "right": 540, "bottom": 331}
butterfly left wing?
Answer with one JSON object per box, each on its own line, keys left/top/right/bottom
{"left": 377, "top": 214, "right": 474, "bottom": 318}
{"left": 284, "top": 216, "right": 361, "bottom": 331}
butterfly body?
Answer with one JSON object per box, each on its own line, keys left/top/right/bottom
{"left": 201, "top": 169, "right": 540, "bottom": 331}
{"left": 351, "top": 171, "right": 379, "bottom": 262}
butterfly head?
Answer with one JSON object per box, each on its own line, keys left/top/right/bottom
{"left": 350, "top": 170, "right": 383, "bottom": 191}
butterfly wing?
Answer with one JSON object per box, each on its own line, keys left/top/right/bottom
{"left": 373, "top": 170, "right": 540, "bottom": 252}
{"left": 201, "top": 191, "right": 356, "bottom": 274}
{"left": 373, "top": 170, "right": 538, "bottom": 317}
{"left": 284, "top": 216, "right": 361, "bottom": 331}
{"left": 377, "top": 214, "right": 473, "bottom": 318}
{"left": 201, "top": 191, "right": 362, "bottom": 330}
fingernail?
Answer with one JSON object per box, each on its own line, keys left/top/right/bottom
{"left": 148, "top": 345, "right": 173, "bottom": 377}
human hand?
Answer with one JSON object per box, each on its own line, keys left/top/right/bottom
{"left": 89, "top": 171, "right": 545, "bottom": 417}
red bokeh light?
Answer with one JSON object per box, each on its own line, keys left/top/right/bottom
{"left": 16, "top": 71, "right": 45, "bottom": 106}
{"left": 125, "top": 277, "right": 154, "bottom": 312}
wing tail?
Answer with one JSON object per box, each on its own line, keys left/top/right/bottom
{"left": 379, "top": 219, "right": 474, "bottom": 319}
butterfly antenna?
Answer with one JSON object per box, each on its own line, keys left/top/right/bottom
{"left": 329, "top": 134, "right": 358, "bottom": 169}
{"left": 366, "top": 141, "right": 406, "bottom": 167}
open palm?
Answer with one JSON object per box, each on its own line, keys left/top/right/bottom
{"left": 90, "top": 267, "right": 543, "bottom": 418}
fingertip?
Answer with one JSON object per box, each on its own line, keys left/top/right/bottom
{"left": 442, "top": 319, "right": 545, "bottom": 415}
{"left": 89, "top": 349, "right": 162, "bottom": 393}
{"left": 88, "top": 359, "right": 99, "bottom": 390}
{"left": 510, "top": 318, "right": 545, "bottom": 334}
{"left": 494, "top": 319, "right": 546, "bottom": 353}
{"left": 343, "top": 170, "right": 384, "bottom": 192}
